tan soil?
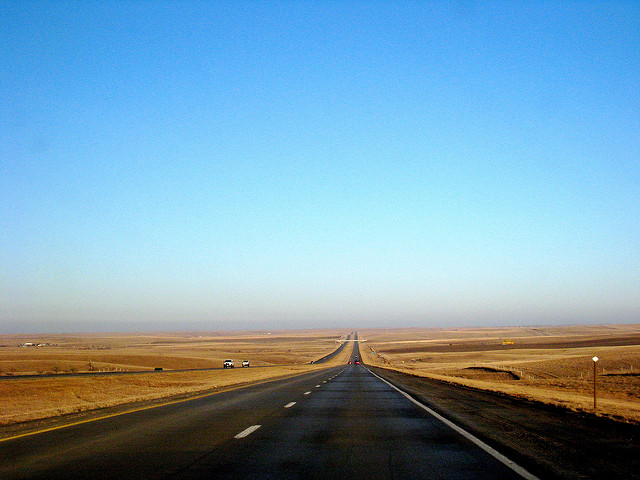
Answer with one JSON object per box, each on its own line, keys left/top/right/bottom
{"left": 0, "top": 330, "right": 352, "bottom": 427}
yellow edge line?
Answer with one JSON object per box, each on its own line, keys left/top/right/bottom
{"left": 0, "top": 367, "right": 328, "bottom": 443}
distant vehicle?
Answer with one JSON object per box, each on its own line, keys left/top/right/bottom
{"left": 223, "top": 359, "right": 234, "bottom": 368}
{"left": 242, "top": 360, "right": 250, "bottom": 367}
{"left": 355, "top": 360, "right": 360, "bottom": 365}
{"left": 348, "top": 361, "right": 352, "bottom": 364}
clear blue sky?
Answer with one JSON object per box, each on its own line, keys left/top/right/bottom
{"left": 2, "top": 1, "right": 639, "bottom": 333}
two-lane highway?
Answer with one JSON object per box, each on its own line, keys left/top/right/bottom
{"left": 0, "top": 342, "right": 536, "bottom": 479}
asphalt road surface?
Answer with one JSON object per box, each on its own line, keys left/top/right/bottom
{"left": 0, "top": 343, "right": 534, "bottom": 480}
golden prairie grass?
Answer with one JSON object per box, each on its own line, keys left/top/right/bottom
{"left": 359, "top": 324, "right": 640, "bottom": 423}
{"left": 0, "top": 329, "right": 348, "bottom": 374}
{"left": 0, "top": 330, "right": 351, "bottom": 427}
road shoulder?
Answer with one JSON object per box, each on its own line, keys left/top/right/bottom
{"left": 368, "top": 365, "right": 640, "bottom": 480}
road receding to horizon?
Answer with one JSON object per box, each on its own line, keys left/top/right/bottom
{"left": 1, "top": 340, "right": 535, "bottom": 480}
{"left": 0, "top": 339, "right": 638, "bottom": 479}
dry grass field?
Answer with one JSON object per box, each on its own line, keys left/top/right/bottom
{"left": 0, "top": 330, "right": 351, "bottom": 427}
{"left": 360, "top": 324, "right": 640, "bottom": 423}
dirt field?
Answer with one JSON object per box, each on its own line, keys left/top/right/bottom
{"left": 0, "top": 330, "right": 351, "bottom": 427}
{"left": 359, "top": 324, "right": 640, "bottom": 423}
{"left": 4, "top": 324, "right": 639, "bottom": 428}
{"left": 0, "top": 330, "right": 349, "bottom": 374}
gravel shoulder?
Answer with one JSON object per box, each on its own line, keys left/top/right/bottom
{"left": 369, "top": 366, "right": 640, "bottom": 480}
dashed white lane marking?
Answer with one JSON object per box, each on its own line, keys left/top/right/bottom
{"left": 284, "top": 402, "right": 296, "bottom": 408}
{"left": 304, "top": 391, "right": 311, "bottom": 395}
{"left": 234, "top": 425, "right": 261, "bottom": 439}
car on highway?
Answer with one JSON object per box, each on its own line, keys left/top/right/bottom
{"left": 355, "top": 360, "right": 360, "bottom": 365}
{"left": 223, "top": 359, "right": 234, "bottom": 368}
{"left": 242, "top": 360, "right": 250, "bottom": 367}
{"left": 348, "top": 361, "right": 352, "bottom": 364}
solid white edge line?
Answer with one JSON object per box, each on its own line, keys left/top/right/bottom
{"left": 367, "top": 368, "right": 540, "bottom": 480}
{"left": 234, "top": 425, "right": 261, "bottom": 439}
{"left": 284, "top": 402, "right": 296, "bottom": 408}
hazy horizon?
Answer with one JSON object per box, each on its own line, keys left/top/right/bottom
{"left": 4, "top": 319, "right": 639, "bottom": 337}
{"left": 3, "top": 2, "right": 639, "bottom": 334}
